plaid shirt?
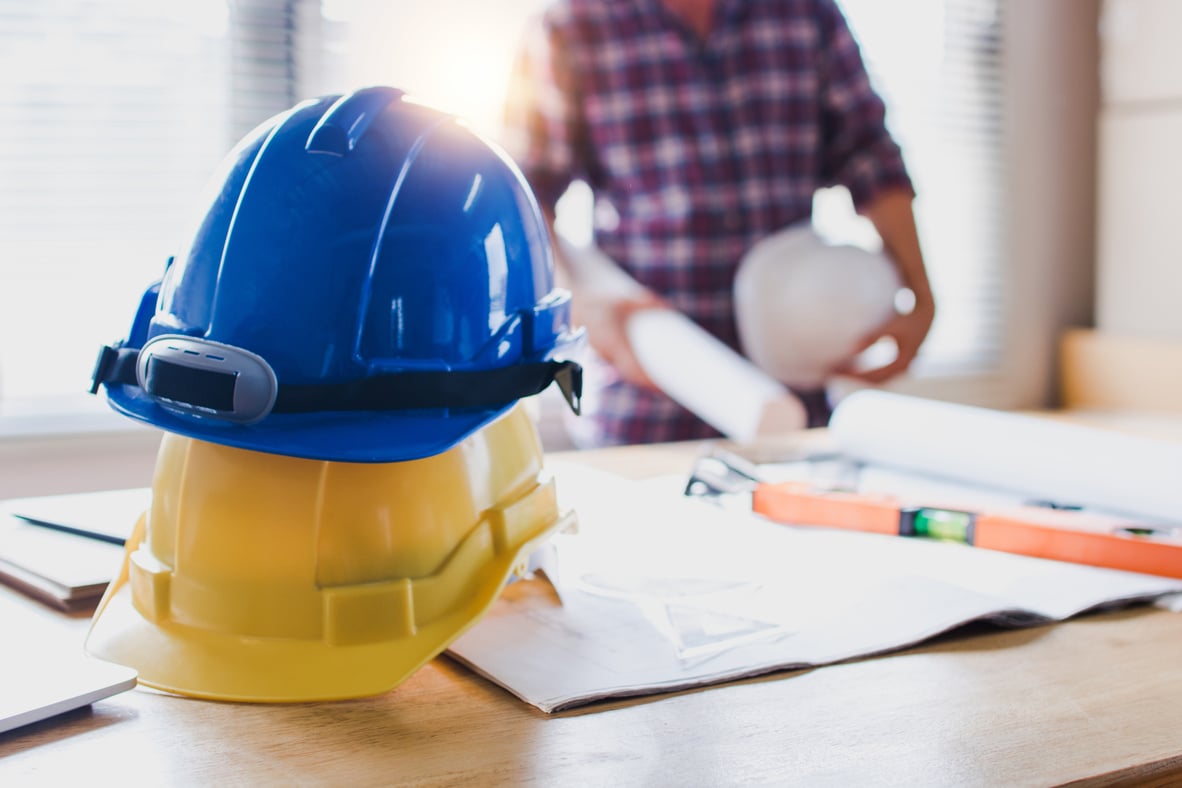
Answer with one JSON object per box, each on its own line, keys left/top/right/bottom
{"left": 505, "top": 0, "right": 912, "bottom": 446}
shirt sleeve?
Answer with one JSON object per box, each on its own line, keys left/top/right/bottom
{"left": 502, "top": 7, "right": 586, "bottom": 211}
{"left": 815, "top": 0, "right": 914, "bottom": 208}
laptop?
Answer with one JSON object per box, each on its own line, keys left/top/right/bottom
{"left": 0, "top": 591, "right": 137, "bottom": 735}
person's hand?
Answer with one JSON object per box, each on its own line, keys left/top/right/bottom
{"left": 572, "top": 287, "right": 668, "bottom": 391}
{"left": 837, "top": 291, "right": 935, "bottom": 384}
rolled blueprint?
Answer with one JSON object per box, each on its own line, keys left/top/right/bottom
{"left": 558, "top": 236, "right": 806, "bottom": 443}
{"left": 627, "top": 308, "right": 806, "bottom": 443}
{"left": 556, "top": 237, "right": 646, "bottom": 299}
{"left": 829, "top": 390, "right": 1182, "bottom": 525}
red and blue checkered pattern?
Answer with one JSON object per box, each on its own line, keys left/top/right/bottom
{"left": 506, "top": 0, "right": 912, "bottom": 445}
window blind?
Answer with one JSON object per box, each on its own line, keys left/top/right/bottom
{"left": 826, "top": 0, "right": 1006, "bottom": 376}
{"left": 227, "top": 0, "right": 301, "bottom": 142}
{"left": 0, "top": 0, "right": 307, "bottom": 404}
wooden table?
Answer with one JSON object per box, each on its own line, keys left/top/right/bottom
{"left": 2, "top": 434, "right": 1181, "bottom": 786}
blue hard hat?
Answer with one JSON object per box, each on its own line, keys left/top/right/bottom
{"left": 91, "top": 87, "right": 582, "bottom": 463}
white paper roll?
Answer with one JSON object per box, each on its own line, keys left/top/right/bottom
{"left": 556, "top": 237, "right": 647, "bottom": 299}
{"left": 627, "top": 308, "right": 806, "bottom": 443}
{"left": 830, "top": 390, "right": 1182, "bottom": 525}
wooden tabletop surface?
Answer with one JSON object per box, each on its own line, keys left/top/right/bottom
{"left": 2, "top": 432, "right": 1181, "bottom": 786}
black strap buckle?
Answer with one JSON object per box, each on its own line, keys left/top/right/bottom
{"left": 90, "top": 344, "right": 139, "bottom": 395}
{"left": 553, "top": 361, "right": 582, "bottom": 416}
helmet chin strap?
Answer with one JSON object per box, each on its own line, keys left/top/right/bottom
{"left": 271, "top": 359, "right": 582, "bottom": 416}
{"left": 92, "top": 341, "right": 581, "bottom": 423}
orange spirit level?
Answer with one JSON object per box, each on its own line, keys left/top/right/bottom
{"left": 684, "top": 449, "right": 1182, "bottom": 580}
{"left": 752, "top": 481, "right": 1182, "bottom": 580}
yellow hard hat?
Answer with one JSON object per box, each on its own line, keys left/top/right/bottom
{"left": 85, "top": 404, "right": 572, "bottom": 702}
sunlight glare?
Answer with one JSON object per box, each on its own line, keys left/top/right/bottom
{"left": 318, "top": 0, "right": 544, "bottom": 139}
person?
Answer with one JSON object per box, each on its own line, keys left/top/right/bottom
{"left": 503, "top": 0, "right": 935, "bottom": 447}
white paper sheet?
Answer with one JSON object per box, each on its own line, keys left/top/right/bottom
{"left": 448, "top": 463, "right": 1182, "bottom": 712}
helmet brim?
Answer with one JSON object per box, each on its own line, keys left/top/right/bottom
{"left": 86, "top": 509, "right": 575, "bottom": 702}
{"left": 107, "top": 384, "right": 510, "bottom": 463}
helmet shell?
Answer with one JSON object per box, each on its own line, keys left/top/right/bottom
{"left": 105, "top": 87, "right": 577, "bottom": 462}
{"left": 734, "top": 225, "right": 900, "bottom": 388}
{"left": 85, "top": 404, "right": 573, "bottom": 702}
